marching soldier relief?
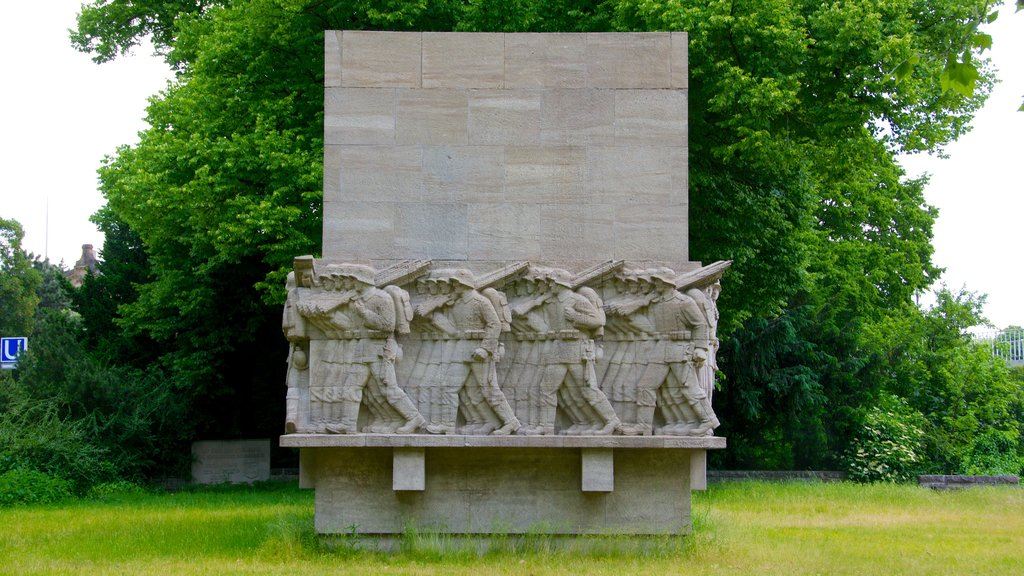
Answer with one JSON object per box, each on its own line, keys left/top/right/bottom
{"left": 283, "top": 260, "right": 727, "bottom": 437}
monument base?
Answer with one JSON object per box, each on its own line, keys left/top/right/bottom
{"left": 281, "top": 435, "right": 725, "bottom": 535}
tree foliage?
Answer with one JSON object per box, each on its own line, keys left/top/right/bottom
{"left": 0, "top": 218, "right": 42, "bottom": 338}
{"left": 69, "top": 0, "right": 1017, "bottom": 473}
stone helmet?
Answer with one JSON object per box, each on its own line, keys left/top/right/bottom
{"left": 335, "top": 264, "right": 375, "bottom": 285}
{"left": 445, "top": 269, "right": 476, "bottom": 289}
{"left": 644, "top": 267, "right": 677, "bottom": 287}
{"left": 546, "top": 268, "right": 574, "bottom": 288}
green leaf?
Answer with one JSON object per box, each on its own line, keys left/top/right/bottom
{"left": 973, "top": 33, "right": 992, "bottom": 52}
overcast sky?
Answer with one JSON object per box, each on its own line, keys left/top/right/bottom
{"left": 1, "top": 1, "right": 1021, "bottom": 328}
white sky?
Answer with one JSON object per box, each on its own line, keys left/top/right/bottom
{"left": 1, "top": 2, "right": 1021, "bottom": 328}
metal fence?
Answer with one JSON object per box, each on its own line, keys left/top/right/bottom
{"left": 974, "top": 328, "right": 1024, "bottom": 368}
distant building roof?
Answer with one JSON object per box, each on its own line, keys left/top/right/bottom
{"left": 66, "top": 244, "right": 99, "bottom": 287}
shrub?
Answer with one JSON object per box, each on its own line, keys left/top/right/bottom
{"left": 0, "top": 377, "right": 113, "bottom": 491}
{"left": 844, "top": 395, "right": 926, "bottom": 483}
{"left": 961, "top": 429, "right": 1024, "bottom": 476}
{"left": 0, "top": 469, "right": 72, "bottom": 506}
{"left": 87, "top": 480, "right": 149, "bottom": 500}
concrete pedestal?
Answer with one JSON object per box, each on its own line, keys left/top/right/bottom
{"left": 281, "top": 434, "right": 724, "bottom": 534}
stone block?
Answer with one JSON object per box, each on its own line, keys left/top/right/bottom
{"left": 299, "top": 448, "right": 316, "bottom": 489}
{"left": 581, "top": 448, "right": 614, "bottom": 492}
{"left": 335, "top": 145, "right": 423, "bottom": 203}
{"left": 540, "top": 89, "right": 615, "bottom": 146}
{"left": 614, "top": 203, "right": 688, "bottom": 261}
{"left": 396, "top": 89, "right": 468, "bottom": 145}
{"left": 466, "top": 203, "right": 543, "bottom": 261}
{"left": 422, "top": 33, "right": 504, "bottom": 88}
{"left": 505, "top": 34, "right": 588, "bottom": 88}
{"left": 538, "top": 203, "right": 616, "bottom": 261}
{"left": 341, "top": 31, "right": 421, "bottom": 88}
{"left": 395, "top": 203, "right": 468, "bottom": 259}
{"left": 324, "top": 88, "right": 395, "bottom": 145}
{"left": 587, "top": 146, "right": 682, "bottom": 206}
{"left": 468, "top": 91, "right": 542, "bottom": 145}
{"left": 325, "top": 30, "right": 342, "bottom": 87}
{"left": 613, "top": 90, "right": 687, "bottom": 147}
{"left": 504, "top": 145, "right": 585, "bottom": 204}
{"left": 322, "top": 201, "right": 396, "bottom": 260}
{"left": 191, "top": 439, "right": 270, "bottom": 484}
{"left": 671, "top": 32, "right": 689, "bottom": 89}
{"left": 393, "top": 447, "right": 426, "bottom": 491}
{"left": 281, "top": 434, "right": 727, "bottom": 450}
{"left": 690, "top": 450, "right": 707, "bottom": 491}
{"left": 586, "top": 33, "right": 672, "bottom": 88}
{"left": 422, "top": 146, "right": 504, "bottom": 203}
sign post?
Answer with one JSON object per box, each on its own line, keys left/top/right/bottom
{"left": 1, "top": 337, "right": 28, "bottom": 370}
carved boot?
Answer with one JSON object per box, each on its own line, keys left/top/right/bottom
{"left": 490, "top": 399, "right": 521, "bottom": 436}
{"left": 590, "top": 398, "right": 621, "bottom": 435}
{"left": 620, "top": 405, "right": 654, "bottom": 436}
{"left": 689, "top": 399, "right": 720, "bottom": 436}
{"left": 284, "top": 388, "right": 299, "bottom": 433}
{"left": 391, "top": 396, "right": 426, "bottom": 434}
{"left": 326, "top": 400, "right": 359, "bottom": 434}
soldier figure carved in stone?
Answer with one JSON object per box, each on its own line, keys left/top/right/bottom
{"left": 515, "top": 268, "right": 621, "bottom": 435}
{"left": 415, "top": 270, "right": 520, "bottom": 435}
{"left": 297, "top": 264, "right": 425, "bottom": 434}
{"left": 619, "top": 268, "right": 719, "bottom": 436}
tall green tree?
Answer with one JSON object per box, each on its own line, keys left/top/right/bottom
{"left": 0, "top": 218, "right": 42, "bottom": 338}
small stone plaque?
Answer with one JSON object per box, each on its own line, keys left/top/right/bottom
{"left": 191, "top": 439, "right": 270, "bottom": 484}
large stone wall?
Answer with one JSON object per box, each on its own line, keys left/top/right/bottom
{"left": 323, "top": 31, "right": 690, "bottom": 265}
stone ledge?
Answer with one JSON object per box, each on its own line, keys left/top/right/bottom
{"left": 280, "top": 433, "right": 726, "bottom": 450}
{"left": 918, "top": 474, "right": 1020, "bottom": 489}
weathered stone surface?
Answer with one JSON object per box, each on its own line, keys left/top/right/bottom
{"left": 671, "top": 32, "right": 689, "bottom": 89}
{"left": 422, "top": 146, "right": 504, "bottom": 203}
{"left": 191, "top": 440, "right": 270, "bottom": 484}
{"left": 503, "top": 145, "right": 585, "bottom": 203}
{"left": 468, "top": 91, "right": 542, "bottom": 146}
{"left": 396, "top": 89, "right": 468, "bottom": 145}
{"left": 393, "top": 448, "right": 426, "bottom": 491}
{"left": 341, "top": 31, "right": 421, "bottom": 88}
{"left": 581, "top": 448, "right": 614, "bottom": 492}
{"left": 324, "top": 30, "right": 342, "bottom": 88}
{"left": 335, "top": 145, "right": 423, "bottom": 202}
{"left": 422, "top": 33, "right": 504, "bottom": 88}
{"left": 324, "top": 88, "right": 395, "bottom": 145}
{"left": 322, "top": 32, "right": 691, "bottom": 263}
{"left": 585, "top": 33, "right": 672, "bottom": 88}
{"left": 281, "top": 434, "right": 727, "bottom": 449}
{"left": 613, "top": 90, "right": 688, "bottom": 147}
{"left": 918, "top": 474, "right": 1021, "bottom": 489}
{"left": 505, "top": 33, "right": 588, "bottom": 88}
{"left": 304, "top": 447, "right": 700, "bottom": 534}
{"left": 540, "top": 89, "right": 615, "bottom": 146}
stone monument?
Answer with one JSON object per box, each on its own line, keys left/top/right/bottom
{"left": 281, "top": 31, "right": 728, "bottom": 535}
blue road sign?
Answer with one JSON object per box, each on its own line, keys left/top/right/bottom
{"left": 1, "top": 337, "right": 28, "bottom": 369}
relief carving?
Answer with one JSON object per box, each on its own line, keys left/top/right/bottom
{"left": 283, "top": 258, "right": 729, "bottom": 436}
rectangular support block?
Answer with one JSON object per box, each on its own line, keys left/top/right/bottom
{"left": 690, "top": 450, "right": 707, "bottom": 491}
{"left": 581, "top": 448, "right": 614, "bottom": 492}
{"left": 299, "top": 448, "right": 315, "bottom": 489}
{"left": 393, "top": 447, "right": 425, "bottom": 491}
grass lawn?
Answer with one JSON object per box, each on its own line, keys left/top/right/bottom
{"left": 1, "top": 481, "right": 1022, "bottom": 575}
